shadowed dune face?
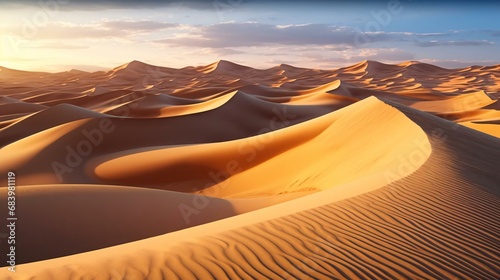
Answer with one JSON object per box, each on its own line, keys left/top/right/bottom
{"left": 0, "top": 60, "right": 499, "bottom": 278}
{"left": 0, "top": 185, "right": 238, "bottom": 265}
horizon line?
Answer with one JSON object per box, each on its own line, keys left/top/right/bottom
{"left": 2, "top": 59, "right": 500, "bottom": 74}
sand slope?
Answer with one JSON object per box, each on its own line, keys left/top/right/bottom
{"left": 3, "top": 98, "right": 499, "bottom": 279}
{"left": 0, "top": 184, "right": 307, "bottom": 266}
{"left": 0, "top": 60, "right": 499, "bottom": 279}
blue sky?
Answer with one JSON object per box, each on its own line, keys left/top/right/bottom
{"left": 1, "top": 0, "right": 499, "bottom": 71}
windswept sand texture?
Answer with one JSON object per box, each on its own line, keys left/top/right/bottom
{"left": 0, "top": 60, "right": 499, "bottom": 279}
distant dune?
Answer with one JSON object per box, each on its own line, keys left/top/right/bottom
{"left": 0, "top": 60, "right": 499, "bottom": 279}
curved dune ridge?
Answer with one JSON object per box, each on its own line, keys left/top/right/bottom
{"left": 0, "top": 60, "right": 499, "bottom": 279}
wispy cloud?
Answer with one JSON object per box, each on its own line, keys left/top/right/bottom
{"left": 416, "top": 40, "right": 495, "bottom": 47}
{"left": 2, "top": 20, "right": 180, "bottom": 40}
{"left": 306, "top": 48, "right": 415, "bottom": 64}
{"left": 0, "top": 0, "right": 216, "bottom": 10}
{"left": 0, "top": 0, "right": 369, "bottom": 10}
{"left": 156, "top": 23, "right": 384, "bottom": 48}
{"left": 155, "top": 22, "right": 462, "bottom": 49}
{"left": 489, "top": 30, "right": 500, "bottom": 37}
{"left": 28, "top": 42, "right": 89, "bottom": 49}
{"left": 101, "top": 20, "right": 180, "bottom": 31}
{"left": 203, "top": 48, "right": 245, "bottom": 56}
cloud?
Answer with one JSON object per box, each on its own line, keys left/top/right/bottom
{"left": 23, "top": 23, "right": 126, "bottom": 40}
{"left": 416, "top": 40, "right": 495, "bottom": 47}
{"left": 101, "top": 20, "right": 180, "bottom": 31}
{"left": 5, "top": 20, "right": 179, "bottom": 40}
{"left": 184, "top": 48, "right": 245, "bottom": 57}
{"left": 29, "top": 42, "right": 89, "bottom": 49}
{"left": 413, "top": 32, "right": 451, "bottom": 37}
{"left": 489, "top": 30, "right": 500, "bottom": 37}
{"left": 157, "top": 22, "right": 384, "bottom": 48}
{"left": 0, "top": 0, "right": 216, "bottom": 10}
{"left": 0, "top": 0, "right": 392, "bottom": 10}
{"left": 308, "top": 48, "right": 415, "bottom": 64}
{"left": 206, "top": 48, "right": 245, "bottom": 56}
{"left": 156, "top": 22, "right": 463, "bottom": 49}
{"left": 356, "top": 48, "right": 415, "bottom": 61}
{"left": 2, "top": 0, "right": 499, "bottom": 10}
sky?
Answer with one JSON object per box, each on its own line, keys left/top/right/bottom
{"left": 1, "top": 0, "right": 500, "bottom": 72}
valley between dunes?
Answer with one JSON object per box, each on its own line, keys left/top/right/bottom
{"left": 0, "top": 60, "right": 499, "bottom": 279}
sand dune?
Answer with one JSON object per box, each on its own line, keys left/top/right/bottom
{"left": 4, "top": 98, "right": 499, "bottom": 279}
{"left": 90, "top": 97, "right": 428, "bottom": 196}
{"left": 0, "top": 91, "right": 338, "bottom": 187}
{"left": 0, "top": 103, "right": 105, "bottom": 147}
{"left": 0, "top": 60, "right": 499, "bottom": 279}
{"left": 409, "top": 90, "right": 496, "bottom": 114}
{"left": 0, "top": 102, "right": 47, "bottom": 115}
{"left": 0, "top": 184, "right": 306, "bottom": 265}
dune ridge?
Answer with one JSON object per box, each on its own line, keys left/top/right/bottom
{"left": 3, "top": 98, "right": 499, "bottom": 279}
{"left": 0, "top": 60, "right": 499, "bottom": 279}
